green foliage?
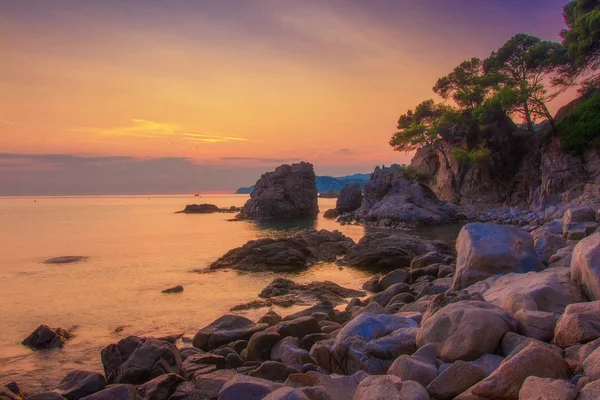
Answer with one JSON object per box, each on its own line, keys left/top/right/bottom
{"left": 402, "top": 165, "right": 432, "bottom": 183}
{"left": 390, "top": 100, "right": 458, "bottom": 152}
{"left": 558, "top": 92, "right": 600, "bottom": 151}
{"left": 560, "top": 0, "right": 600, "bottom": 84}
{"left": 451, "top": 147, "right": 492, "bottom": 167}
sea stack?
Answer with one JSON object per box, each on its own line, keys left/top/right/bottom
{"left": 236, "top": 162, "right": 319, "bottom": 220}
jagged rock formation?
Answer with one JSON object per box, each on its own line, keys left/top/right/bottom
{"left": 336, "top": 183, "right": 363, "bottom": 214}
{"left": 236, "top": 162, "right": 319, "bottom": 220}
{"left": 340, "top": 165, "right": 457, "bottom": 228}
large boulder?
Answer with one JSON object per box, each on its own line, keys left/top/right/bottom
{"left": 341, "top": 232, "right": 454, "bottom": 270}
{"left": 79, "top": 385, "right": 136, "bottom": 400}
{"left": 236, "top": 162, "right": 318, "bottom": 220}
{"left": 452, "top": 223, "right": 544, "bottom": 290}
{"left": 350, "top": 165, "right": 456, "bottom": 227}
{"left": 554, "top": 301, "right": 600, "bottom": 347}
{"left": 218, "top": 374, "right": 282, "bottom": 400}
{"left": 285, "top": 371, "right": 368, "bottom": 400}
{"left": 336, "top": 183, "right": 363, "bottom": 213}
{"left": 416, "top": 300, "right": 516, "bottom": 362}
{"left": 387, "top": 344, "right": 438, "bottom": 387}
{"left": 353, "top": 375, "right": 429, "bottom": 400}
{"left": 135, "top": 373, "right": 184, "bottom": 400}
{"left": 518, "top": 376, "right": 577, "bottom": 400}
{"left": 426, "top": 360, "right": 486, "bottom": 400}
{"left": 53, "top": 370, "right": 106, "bottom": 400}
{"left": 571, "top": 231, "right": 600, "bottom": 301}
{"left": 192, "top": 315, "right": 268, "bottom": 351}
{"left": 100, "top": 336, "right": 181, "bottom": 385}
{"left": 209, "top": 229, "right": 354, "bottom": 272}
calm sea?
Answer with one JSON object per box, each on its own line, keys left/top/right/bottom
{"left": 0, "top": 194, "right": 460, "bottom": 391}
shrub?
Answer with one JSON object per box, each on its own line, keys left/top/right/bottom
{"left": 469, "top": 148, "right": 491, "bottom": 166}
{"left": 402, "top": 165, "right": 432, "bottom": 183}
{"left": 558, "top": 93, "right": 600, "bottom": 152}
{"left": 451, "top": 148, "right": 471, "bottom": 166}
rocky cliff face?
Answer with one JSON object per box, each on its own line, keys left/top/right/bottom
{"left": 411, "top": 103, "right": 600, "bottom": 212}
{"left": 341, "top": 165, "right": 457, "bottom": 228}
{"left": 237, "top": 162, "right": 319, "bottom": 220}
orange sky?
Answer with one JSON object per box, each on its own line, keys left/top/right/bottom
{"left": 0, "top": 0, "right": 578, "bottom": 194}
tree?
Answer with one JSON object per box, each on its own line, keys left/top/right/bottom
{"left": 560, "top": 0, "right": 600, "bottom": 90}
{"left": 483, "top": 34, "right": 569, "bottom": 131}
{"left": 433, "top": 57, "right": 497, "bottom": 110}
{"left": 390, "top": 99, "right": 459, "bottom": 168}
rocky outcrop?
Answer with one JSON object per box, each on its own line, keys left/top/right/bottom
{"left": 22, "top": 325, "right": 73, "bottom": 350}
{"left": 341, "top": 165, "right": 456, "bottom": 228}
{"left": 192, "top": 315, "right": 268, "bottom": 351}
{"left": 237, "top": 162, "right": 319, "bottom": 220}
{"left": 341, "top": 231, "right": 454, "bottom": 270}
{"left": 452, "top": 223, "right": 544, "bottom": 290}
{"left": 178, "top": 204, "right": 240, "bottom": 214}
{"left": 318, "top": 189, "right": 338, "bottom": 198}
{"left": 209, "top": 229, "right": 354, "bottom": 272}
{"left": 53, "top": 370, "right": 106, "bottom": 399}
{"left": 336, "top": 183, "right": 363, "bottom": 214}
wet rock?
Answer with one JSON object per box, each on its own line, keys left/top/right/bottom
{"left": 554, "top": 301, "right": 600, "bottom": 347}
{"left": 22, "top": 324, "right": 73, "bottom": 350}
{"left": 181, "top": 352, "right": 226, "bottom": 378}
{"left": 452, "top": 223, "right": 543, "bottom": 290}
{"left": 276, "top": 316, "right": 321, "bottom": 339}
{"left": 426, "top": 360, "right": 486, "bottom": 400}
{"left": 362, "top": 276, "right": 380, "bottom": 292}
{"left": 258, "top": 310, "right": 282, "bottom": 326}
{"left": 180, "top": 204, "right": 222, "bottom": 213}
{"left": 101, "top": 336, "right": 182, "bottom": 384}
{"left": 342, "top": 232, "right": 454, "bottom": 270}
{"left": 336, "top": 183, "right": 363, "bottom": 214}
{"left": 323, "top": 209, "right": 339, "bottom": 219}
{"left": 518, "top": 376, "right": 577, "bottom": 400}
{"left": 282, "top": 302, "right": 335, "bottom": 321}
{"left": 79, "top": 385, "right": 137, "bottom": 400}
{"left": 161, "top": 285, "right": 183, "bottom": 294}
{"left": 191, "top": 369, "right": 235, "bottom": 399}
{"left": 210, "top": 230, "right": 354, "bottom": 272}
{"left": 416, "top": 301, "right": 516, "bottom": 362}
{"left": 259, "top": 278, "right": 364, "bottom": 305}
{"left": 571, "top": 231, "right": 600, "bottom": 301}
{"left": 192, "top": 315, "right": 268, "bottom": 351}
{"left": 43, "top": 256, "right": 88, "bottom": 264}
{"left": 236, "top": 162, "right": 319, "bottom": 220}
{"left": 135, "top": 373, "right": 184, "bottom": 400}
{"left": 387, "top": 344, "right": 438, "bottom": 387}
{"left": 218, "top": 374, "right": 283, "bottom": 400}
{"left": 378, "top": 269, "right": 410, "bottom": 291}
{"left": 53, "top": 370, "right": 106, "bottom": 400}
{"left": 410, "top": 252, "right": 447, "bottom": 270}
{"left": 368, "top": 283, "right": 410, "bottom": 307}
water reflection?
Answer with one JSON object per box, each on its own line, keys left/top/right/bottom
{"left": 245, "top": 217, "right": 318, "bottom": 238}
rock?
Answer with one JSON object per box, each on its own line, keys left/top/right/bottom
{"left": 276, "top": 316, "right": 321, "bottom": 339}
{"left": 162, "top": 285, "right": 183, "bottom": 294}
{"left": 43, "top": 256, "right": 88, "bottom": 264}
{"left": 258, "top": 310, "right": 282, "bottom": 326}
{"left": 342, "top": 232, "right": 454, "bottom": 270}
{"left": 318, "top": 189, "right": 339, "bottom": 199}
{"left": 181, "top": 352, "right": 226, "bottom": 377}
{"left": 452, "top": 223, "right": 544, "bottom": 290}
{"left": 248, "top": 361, "right": 299, "bottom": 381}
{"left": 323, "top": 209, "right": 339, "bottom": 219}
{"left": 501, "top": 332, "right": 563, "bottom": 358}
{"left": 301, "top": 333, "right": 330, "bottom": 351}
{"left": 387, "top": 344, "right": 438, "bottom": 387}
{"left": 180, "top": 204, "right": 221, "bottom": 213}
{"left": 471, "top": 353, "right": 504, "bottom": 377}
{"left": 362, "top": 277, "right": 380, "bottom": 292}
{"left": 218, "top": 374, "right": 283, "bottom": 400}
{"left": 416, "top": 301, "right": 516, "bottom": 362}
{"left": 554, "top": 301, "right": 600, "bottom": 347}
{"left": 282, "top": 302, "right": 336, "bottom": 321}
{"left": 378, "top": 269, "right": 410, "bottom": 291}
{"left": 79, "top": 385, "right": 136, "bottom": 400}
{"left": 101, "top": 336, "right": 182, "bottom": 384}
{"left": 53, "top": 370, "right": 106, "bottom": 400}
{"left": 336, "top": 183, "right": 363, "bottom": 213}
{"left": 168, "top": 381, "right": 206, "bottom": 400}
{"left": 352, "top": 375, "right": 404, "bottom": 400}
{"left": 279, "top": 343, "right": 315, "bottom": 372}
{"left": 135, "top": 373, "right": 184, "bottom": 400}
{"left": 210, "top": 230, "right": 354, "bottom": 272}
{"left": 411, "top": 252, "right": 447, "bottom": 270}
{"left": 246, "top": 331, "right": 282, "bottom": 362}
{"left": 583, "top": 346, "right": 600, "bottom": 380}
{"left": 22, "top": 324, "right": 73, "bottom": 350}
{"left": 563, "top": 222, "right": 598, "bottom": 240}
{"left": 479, "top": 268, "right": 585, "bottom": 316}
{"left": 368, "top": 283, "right": 410, "bottom": 307}
{"left": 236, "top": 162, "right": 319, "bottom": 220}
{"left": 191, "top": 369, "right": 235, "bottom": 399}
{"left": 421, "top": 291, "right": 484, "bottom": 324}
{"left": 458, "top": 341, "right": 569, "bottom": 399}
{"left": 23, "top": 394, "right": 65, "bottom": 400}
{"left": 263, "top": 387, "right": 310, "bottom": 400}
{"left": 518, "top": 376, "right": 577, "bottom": 400}
{"left": 192, "top": 315, "right": 268, "bottom": 351}
{"left": 271, "top": 337, "right": 299, "bottom": 362}
{"left": 534, "top": 231, "right": 567, "bottom": 264}
{"left": 577, "top": 379, "right": 600, "bottom": 399}
{"left": 563, "top": 207, "right": 597, "bottom": 227}
{"left": 351, "top": 165, "right": 456, "bottom": 227}
{"left": 259, "top": 278, "right": 364, "bottom": 305}
{"left": 426, "top": 360, "right": 486, "bottom": 400}
{"left": 364, "top": 326, "right": 418, "bottom": 360}
{"left": 514, "top": 309, "right": 557, "bottom": 342}
{"left": 571, "top": 232, "right": 600, "bottom": 301}
{"left": 285, "top": 371, "right": 368, "bottom": 400}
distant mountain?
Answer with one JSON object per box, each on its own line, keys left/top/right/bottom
{"left": 235, "top": 173, "right": 371, "bottom": 194}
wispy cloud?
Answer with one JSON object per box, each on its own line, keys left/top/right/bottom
{"left": 336, "top": 148, "right": 354, "bottom": 155}
{"left": 0, "top": 118, "right": 16, "bottom": 126}
{"left": 67, "top": 119, "right": 250, "bottom": 143}
{"left": 221, "top": 157, "right": 301, "bottom": 163}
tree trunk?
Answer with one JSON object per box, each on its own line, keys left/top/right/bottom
{"left": 437, "top": 145, "right": 461, "bottom": 204}
{"left": 524, "top": 102, "right": 534, "bottom": 131}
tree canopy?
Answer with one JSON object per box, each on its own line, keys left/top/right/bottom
{"left": 432, "top": 57, "right": 493, "bottom": 110}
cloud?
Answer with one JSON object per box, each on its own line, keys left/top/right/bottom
{"left": 0, "top": 118, "right": 16, "bottom": 126}
{"left": 67, "top": 119, "right": 250, "bottom": 143}
{"left": 336, "top": 148, "right": 354, "bottom": 155}
{"left": 220, "top": 156, "right": 301, "bottom": 163}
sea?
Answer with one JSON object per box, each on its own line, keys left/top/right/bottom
{"left": 0, "top": 194, "right": 461, "bottom": 391}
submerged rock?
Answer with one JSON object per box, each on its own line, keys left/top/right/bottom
{"left": 43, "top": 256, "right": 88, "bottom": 264}
{"left": 162, "top": 285, "right": 184, "bottom": 294}
{"left": 209, "top": 229, "right": 354, "bottom": 272}
{"left": 179, "top": 204, "right": 240, "bottom": 214}
{"left": 236, "top": 162, "right": 319, "bottom": 220}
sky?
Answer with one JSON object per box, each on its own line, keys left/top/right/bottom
{"left": 0, "top": 0, "right": 576, "bottom": 195}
